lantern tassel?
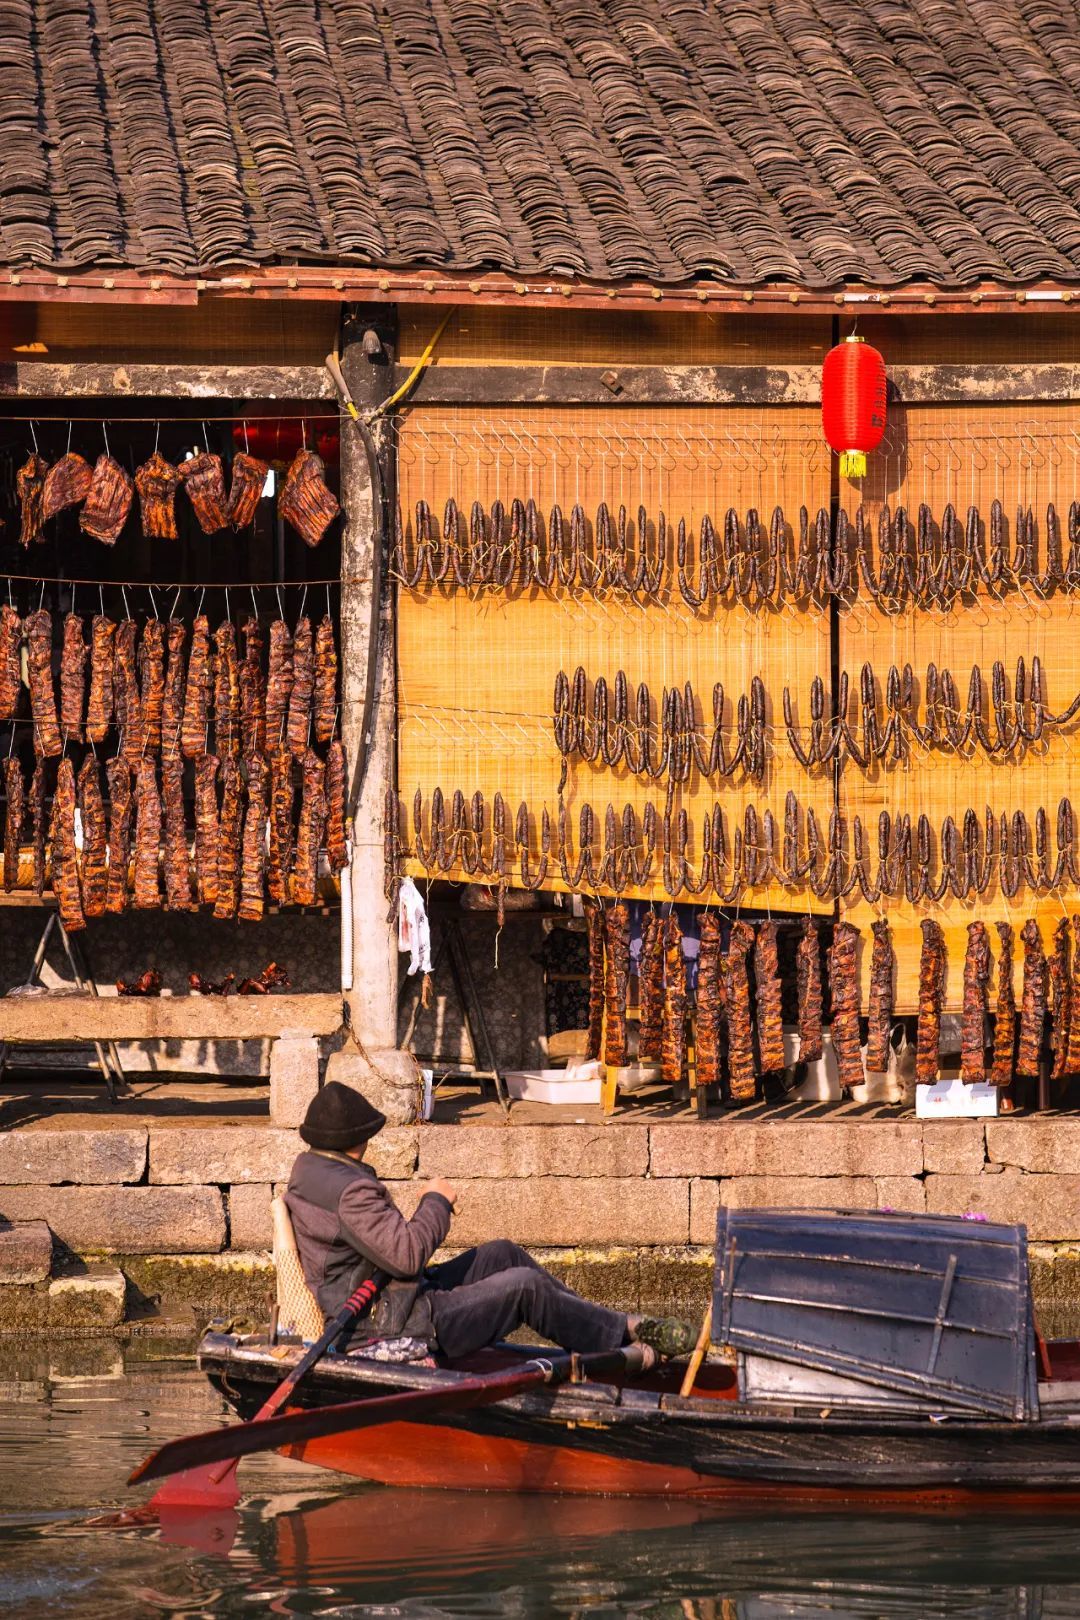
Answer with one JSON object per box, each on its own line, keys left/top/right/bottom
{"left": 839, "top": 450, "right": 867, "bottom": 480}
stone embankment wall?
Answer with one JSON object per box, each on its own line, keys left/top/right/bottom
{"left": 2, "top": 1115, "right": 1080, "bottom": 1333}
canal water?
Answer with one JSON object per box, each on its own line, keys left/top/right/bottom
{"left": 1, "top": 1340, "right": 1079, "bottom": 1618}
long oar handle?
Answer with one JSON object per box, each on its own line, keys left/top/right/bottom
{"left": 253, "top": 1271, "right": 388, "bottom": 1423}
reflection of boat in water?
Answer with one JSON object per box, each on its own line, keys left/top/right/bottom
{"left": 202, "top": 1210, "right": 1080, "bottom": 1503}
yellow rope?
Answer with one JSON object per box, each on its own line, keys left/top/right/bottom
{"left": 366, "top": 309, "right": 454, "bottom": 423}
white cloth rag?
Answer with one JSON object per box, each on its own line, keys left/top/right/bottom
{"left": 397, "top": 876, "right": 432, "bottom": 975}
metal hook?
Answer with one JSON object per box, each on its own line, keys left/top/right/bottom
{"left": 196, "top": 587, "right": 206, "bottom": 617}
{"left": 298, "top": 583, "right": 308, "bottom": 622}
{"left": 202, "top": 422, "right": 210, "bottom": 453}
{"left": 243, "top": 420, "right": 250, "bottom": 454}
{"left": 154, "top": 420, "right": 161, "bottom": 454}
{"left": 66, "top": 421, "right": 72, "bottom": 454}
{"left": 121, "top": 586, "right": 130, "bottom": 620}
{"left": 276, "top": 585, "right": 285, "bottom": 619}
{"left": 102, "top": 421, "right": 110, "bottom": 458}
{"left": 250, "top": 585, "right": 259, "bottom": 619}
{"left": 29, "top": 421, "right": 38, "bottom": 455}
{"left": 170, "top": 586, "right": 181, "bottom": 619}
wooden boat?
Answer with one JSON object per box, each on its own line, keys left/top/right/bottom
{"left": 199, "top": 1208, "right": 1080, "bottom": 1501}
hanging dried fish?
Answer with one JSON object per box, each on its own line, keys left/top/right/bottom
{"left": 603, "top": 902, "right": 631, "bottom": 1068}
{"left": 864, "top": 919, "right": 895, "bottom": 1071}
{"left": 753, "top": 921, "right": 785, "bottom": 1073}
{"left": 193, "top": 753, "right": 220, "bottom": 908}
{"left": 24, "top": 610, "right": 61, "bottom": 758}
{"left": 1050, "top": 917, "right": 1071, "bottom": 1082}
{"left": 139, "top": 619, "right": 165, "bottom": 756}
{"left": 237, "top": 755, "right": 268, "bottom": 922}
{"left": 725, "top": 920, "right": 757, "bottom": 1101}
{"left": 227, "top": 451, "right": 270, "bottom": 530}
{"left": 0, "top": 605, "right": 21, "bottom": 720}
{"left": 86, "top": 616, "right": 116, "bottom": 743}
{"left": 828, "top": 921, "right": 864, "bottom": 1094}
{"left": 267, "top": 746, "right": 293, "bottom": 907}
{"left": 660, "top": 912, "right": 686, "bottom": 1087}
{"left": 287, "top": 616, "right": 314, "bottom": 758}
{"left": 179, "top": 451, "right": 229, "bottom": 534}
{"left": 59, "top": 614, "right": 87, "bottom": 743}
{"left": 240, "top": 616, "right": 266, "bottom": 757}
{"left": 695, "top": 911, "right": 724, "bottom": 1089}
{"left": 16, "top": 453, "right": 48, "bottom": 546}
{"left": 105, "top": 758, "right": 132, "bottom": 913}
{"left": 161, "top": 757, "right": 195, "bottom": 912}
{"left": 796, "top": 917, "right": 824, "bottom": 1064}
{"left": 584, "top": 899, "right": 605, "bottom": 1062}
{"left": 49, "top": 758, "right": 84, "bottom": 932}
{"left": 313, "top": 614, "right": 338, "bottom": 744}
{"left": 213, "top": 755, "right": 243, "bottom": 919}
{"left": 279, "top": 449, "right": 340, "bottom": 547}
{"left": 135, "top": 452, "right": 181, "bottom": 540}
{"left": 28, "top": 760, "right": 46, "bottom": 896}
{"left": 161, "top": 620, "right": 186, "bottom": 766}
{"left": 960, "top": 922, "right": 991, "bottom": 1084}
{"left": 80, "top": 455, "right": 133, "bottom": 545}
{"left": 181, "top": 615, "right": 212, "bottom": 758}
{"left": 42, "top": 452, "right": 93, "bottom": 522}
{"left": 3, "top": 757, "right": 24, "bottom": 893}
{"left": 76, "top": 755, "right": 108, "bottom": 919}
{"left": 325, "top": 739, "right": 348, "bottom": 874}
{"left": 915, "top": 919, "right": 946, "bottom": 1084}
{"left": 133, "top": 759, "right": 162, "bottom": 910}
{"left": 1018, "top": 919, "right": 1048, "bottom": 1077}
{"left": 113, "top": 619, "right": 145, "bottom": 764}
{"left": 637, "top": 910, "right": 665, "bottom": 1063}
{"left": 293, "top": 749, "right": 327, "bottom": 906}
{"left": 213, "top": 621, "right": 241, "bottom": 759}
{"left": 266, "top": 620, "right": 294, "bottom": 748}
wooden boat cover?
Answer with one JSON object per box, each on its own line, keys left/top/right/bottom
{"left": 713, "top": 1207, "right": 1038, "bottom": 1421}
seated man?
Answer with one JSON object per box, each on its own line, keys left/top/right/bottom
{"left": 286, "top": 1082, "right": 695, "bottom": 1365}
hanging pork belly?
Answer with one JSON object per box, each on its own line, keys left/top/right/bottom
{"left": 292, "top": 748, "right": 326, "bottom": 906}
{"left": 16, "top": 453, "right": 48, "bottom": 546}
{"left": 695, "top": 911, "right": 724, "bottom": 1090}
{"left": 0, "top": 605, "right": 21, "bottom": 720}
{"left": 80, "top": 456, "right": 133, "bottom": 545}
{"left": 86, "top": 616, "right": 116, "bottom": 743}
{"left": 104, "top": 758, "right": 133, "bottom": 914}
{"left": 279, "top": 449, "right": 340, "bottom": 547}
{"left": 135, "top": 452, "right": 181, "bottom": 541}
{"left": 602, "top": 902, "right": 631, "bottom": 1068}
{"left": 313, "top": 614, "right": 338, "bottom": 744}
{"left": 42, "top": 452, "right": 92, "bottom": 522}
{"left": 132, "top": 758, "right": 162, "bottom": 910}
{"left": 267, "top": 746, "right": 294, "bottom": 906}
{"left": 50, "top": 758, "right": 85, "bottom": 932}
{"left": 179, "top": 452, "right": 229, "bottom": 534}
{"left": 25, "top": 610, "right": 61, "bottom": 759}
{"left": 59, "top": 614, "right": 87, "bottom": 743}
{"left": 214, "top": 755, "right": 243, "bottom": 919}
{"left": 3, "top": 757, "right": 24, "bottom": 893}
{"left": 76, "top": 755, "right": 108, "bottom": 919}
{"left": 238, "top": 756, "right": 269, "bottom": 922}
{"left": 193, "top": 753, "right": 220, "bottom": 908}
{"left": 227, "top": 451, "right": 270, "bottom": 529}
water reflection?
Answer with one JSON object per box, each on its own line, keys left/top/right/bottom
{"left": 0, "top": 1347, "right": 1079, "bottom": 1617}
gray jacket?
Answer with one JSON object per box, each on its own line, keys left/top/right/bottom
{"left": 286, "top": 1149, "right": 452, "bottom": 1322}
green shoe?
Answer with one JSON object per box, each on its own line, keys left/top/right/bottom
{"left": 633, "top": 1316, "right": 698, "bottom": 1360}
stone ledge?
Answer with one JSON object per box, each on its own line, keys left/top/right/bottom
{"left": 417, "top": 1124, "right": 648, "bottom": 1180}
{"left": 0, "top": 1127, "right": 147, "bottom": 1186}
{"left": 148, "top": 1125, "right": 417, "bottom": 1185}
{"left": 48, "top": 1265, "right": 126, "bottom": 1329}
{"left": 650, "top": 1121, "right": 922, "bottom": 1179}
{"left": 922, "top": 1121, "right": 986, "bottom": 1175}
{"left": 0, "top": 1219, "right": 52, "bottom": 1283}
{"left": 986, "top": 1119, "right": 1080, "bottom": 1175}
{"left": 0, "top": 1186, "right": 225, "bottom": 1254}
{"left": 925, "top": 1170, "right": 1080, "bottom": 1241}
{"left": 392, "top": 1176, "right": 689, "bottom": 1247}
{"left": 0, "top": 992, "right": 341, "bottom": 1043}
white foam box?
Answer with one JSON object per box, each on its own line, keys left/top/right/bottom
{"left": 916, "top": 1078, "right": 999, "bottom": 1118}
{"left": 506, "top": 1067, "right": 603, "bottom": 1105}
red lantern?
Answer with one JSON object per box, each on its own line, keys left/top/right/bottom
{"left": 232, "top": 421, "right": 339, "bottom": 465}
{"left": 821, "top": 336, "right": 886, "bottom": 481}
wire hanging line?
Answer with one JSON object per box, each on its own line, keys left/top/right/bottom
{"left": 0, "top": 571, "right": 347, "bottom": 592}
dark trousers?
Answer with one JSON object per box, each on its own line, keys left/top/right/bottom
{"left": 421, "top": 1240, "right": 628, "bottom": 1361}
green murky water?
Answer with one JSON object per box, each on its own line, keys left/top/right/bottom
{"left": 1, "top": 1342, "right": 1079, "bottom": 1617}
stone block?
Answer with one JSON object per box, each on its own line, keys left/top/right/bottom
{"left": 0, "top": 1127, "right": 146, "bottom": 1185}
{"left": 367, "top": 1128, "right": 418, "bottom": 1180}
{"left": 269, "top": 1036, "right": 320, "bottom": 1127}
{"left": 0, "top": 1219, "right": 52, "bottom": 1283}
{"left": 0, "top": 1186, "right": 225, "bottom": 1253}
{"left": 986, "top": 1119, "right": 1080, "bottom": 1175}
{"left": 922, "top": 1121, "right": 986, "bottom": 1175}
{"left": 650, "top": 1121, "right": 921, "bottom": 1179}
{"left": 391, "top": 1177, "right": 689, "bottom": 1247}
{"left": 925, "top": 1171, "right": 1080, "bottom": 1241}
{"left": 418, "top": 1124, "right": 648, "bottom": 1180}
{"left": 229, "top": 1183, "right": 272, "bottom": 1250}
{"left": 875, "top": 1177, "right": 926, "bottom": 1214}
{"left": 48, "top": 1265, "right": 126, "bottom": 1328}
{"left": 149, "top": 1126, "right": 300, "bottom": 1185}
{"left": 689, "top": 1178, "right": 720, "bottom": 1244}
{"left": 324, "top": 1047, "right": 419, "bottom": 1125}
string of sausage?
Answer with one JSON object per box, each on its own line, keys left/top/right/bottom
{"left": 864, "top": 918, "right": 895, "bottom": 1071}
{"left": 584, "top": 898, "right": 606, "bottom": 1062}
{"left": 828, "top": 921, "right": 863, "bottom": 1094}
{"left": 753, "top": 921, "right": 785, "bottom": 1073}
{"left": 660, "top": 912, "right": 686, "bottom": 1087}
{"left": 725, "top": 920, "right": 756, "bottom": 1101}
{"left": 602, "top": 901, "right": 630, "bottom": 1068}
{"left": 960, "top": 921, "right": 991, "bottom": 1084}
{"left": 1018, "top": 918, "right": 1048, "bottom": 1077}
{"left": 990, "top": 923, "right": 1017, "bottom": 1088}
{"left": 695, "top": 912, "right": 724, "bottom": 1088}
{"left": 796, "top": 918, "right": 823, "bottom": 1064}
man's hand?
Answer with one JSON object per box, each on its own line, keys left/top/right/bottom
{"left": 428, "top": 1177, "right": 458, "bottom": 1208}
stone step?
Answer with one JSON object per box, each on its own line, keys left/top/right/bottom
{"left": 0, "top": 1219, "right": 52, "bottom": 1284}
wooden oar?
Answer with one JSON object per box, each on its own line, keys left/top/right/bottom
{"left": 131, "top": 1345, "right": 644, "bottom": 1493}
{"left": 147, "top": 1271, "right": 386, "bottom": 1512}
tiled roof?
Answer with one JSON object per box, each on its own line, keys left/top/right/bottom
{"left": 4, "top": 0, "right": 1080, "bottom": 286}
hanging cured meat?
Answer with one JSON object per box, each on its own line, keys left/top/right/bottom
{"left": 76, "top": 755, "right": 108, "bottom": 919}
{"left": 133, "top": 759, "right": 162, "bottom": 909}
{"left": 1067, "top": 917, "right": 1080, "bottom": 1075}
{"left": 636, "top": 910, "right": 665, "bottom": 1063}
{"left": 660, "top": 912, "right": 686, "bottom": 1088}
{"left": 214, "top": 756, "right": 243, "bottom": 918}
{"left": 162, "top": 757, "right": 195, "bottom": 912}
{"left": 960, "top": 922, "right": 991, "bottom": 1084}
{"left": 80, "top": 456, "right": 134, "bottom": 545}
{"left": 181, "top": 615, "right": 212, "bottom": 759}
{"left": 313, "top": 614, "right": 338, "bottom": 744}
{"left": 1050, "top": 918, "right": 1072, "bottom": 1082}
{"left": 238, "top": 962, "right": 290, "bottom": 995}
{"left": 991, "top": 923, "right": 1017, "bottom": 1087}
{"left": 240, "top": 616, "right": 266, "bottom": 757}
{"left": 238, "top": 756, "right": 269, "bottom": 922}
{"left": 160, "top": 620, "right": 186, "bottom": 766}
{"left": 287, "top": 616, "right": 314, "bottom": 758}
{"left": 226, "top": 451, "right": 269, "bottom": 529}
{"left": 117, "top": 970, "right": 162, "bottom": 997}
{"left": 25, "top": 610, "right": 61, "bottom": 758}
{"left": 583, "top": 899, "right": 605, "bottom": 1061}
{"left": 104, "top": 758, "right": 132, "bottom": 914}
{"left": 59, "top": 614, "right": 87, "bottom": 743}
{"left": 915, "top": 919, "right": 946, "bottom": 1084}
{"left": 135, "top": 452, "right": 181, "bottom": 540}
{"left": 179, "top": 452, "right": 229, "bottom": 534}
{"left": 864, "top": 919, "right": 895, "bottom": 1072}
{"left": 695, "top": 911, "right": 724, "bottom": 1090}
{"left": 28, "top": 760, "right": 46, "bottom": 896}
{"left": 602, "top": 902, "right": 631, "bottom": 1068}
{"left": 325, "top": 739, "right": 348, "bottom": 873}
{"left": 42, "top": 452, "right": 93, "bottom": 523}
{"left": 50, "top": 758, "right": 85, "bottom": 932}
{"left": 0, "top": 605, "right": 21, "bottom": 720}
{"left": 266, "top": 620, "right": 294, "bottom": 748}
{"left": 138, "top": 619, "right": 165, "bottom": 756}
{"left": 3, "top": 757, "right": 24, "bottom": 893}
{"left": 213, "top": 621, "right": 241, "bottom": 759}
{"left": 113, "top": 619, "right": 145, "bottom": 764}
{"left": 87, "top": 616, "right": 116, "bottom": 743}
{"left": 828, "top": 921, "right": 864, "bottom": 1094}
{"left": 796, "top": 918, "right": 824, "bottom": 1064}
{"left": 292, "top": 749, "right": 326, "bottom": 906}
{"left": 267, "top": 746, "right": 293, "bottom": 906}
{"left": 1018, "top": 919, "right": 1048, "bottom": 1077}
{"left": 193, "top": 753, "right": 220, "bottom": 907}
{"left": 753, "top": 921, "right": 785, "bottom": 1073}
{"left": 279, "top": 449, "right": 340, "bottom": 547}
{"left": 725, "top": 920, "right": 757, "bottom": 1101}
{"left": 16, "top": 453, "right": 48, "bottom": 546}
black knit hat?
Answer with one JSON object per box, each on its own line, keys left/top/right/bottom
{"left": 300, "top": 1081, "right": 387, "bottom": 1151}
